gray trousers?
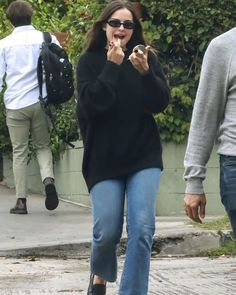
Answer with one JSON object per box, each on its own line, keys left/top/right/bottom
{"left": 6, "top": 102, "right": 54, "bottom": 198}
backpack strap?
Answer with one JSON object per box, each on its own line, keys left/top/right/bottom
{"left": 37, "top": 32, "right": 52, "bottom": 102}
{"left": 43, "top": 32, "right": 52, "bottom": 44}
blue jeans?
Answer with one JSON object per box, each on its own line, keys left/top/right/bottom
{"left": 220, "top": 155, "right": 236, "bottom": 237}
{"left": 90, "top": 168, "right": 161, "bottom": 295}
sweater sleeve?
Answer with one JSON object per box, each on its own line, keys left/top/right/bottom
{"left": 184, "top": 39, "right": 232, "bottom": 194}
{"left": 141, "top": 52, "right": 170, "bottom": 114}
{"left": 77, "top": 53, "right": 121, "bottom": 118}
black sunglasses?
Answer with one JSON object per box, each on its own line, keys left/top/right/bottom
{"left": 107, "top": 19, "right": 135, "bottom": 30}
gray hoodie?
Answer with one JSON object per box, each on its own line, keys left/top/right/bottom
{"left": 184, "top": 27, "right": 236, "bottom": 194}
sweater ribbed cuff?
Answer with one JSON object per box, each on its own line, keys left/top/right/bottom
{"left": 185, "top": 178, "right": 205, "bottom": 194}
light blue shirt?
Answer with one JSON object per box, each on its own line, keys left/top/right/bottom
{"left": 0, "top": 25, "right": 59, "bottom": 109}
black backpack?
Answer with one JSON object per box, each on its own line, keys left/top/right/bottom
{"left": 37, "top": 32, "right": 74, "bottom": 105}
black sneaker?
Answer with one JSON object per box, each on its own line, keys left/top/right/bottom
{"left": 43, "top": 177, "right": 59, "bottom": 210}
{"left": 10, "top": 198, "right": 28, "bottom": 214}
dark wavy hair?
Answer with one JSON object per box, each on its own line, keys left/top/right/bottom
{"left": 6, "top": 0, "right": 33, "bottom": 27}
{"left": 84, "top": 0, "right": 146, "bottom": 52}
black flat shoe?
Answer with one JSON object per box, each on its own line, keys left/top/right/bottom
{"left": 87, "top": 274, "right": 106, "bottom": 295}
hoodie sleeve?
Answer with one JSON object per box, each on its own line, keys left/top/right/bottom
{"left": 184, "top": 38, "right": 232, "bottom": 194}
{"left": 77, "top": 52, "right": 121, "bottom": 118}
{"left": 141, "top": 52, "right": 170, "bottom": 114}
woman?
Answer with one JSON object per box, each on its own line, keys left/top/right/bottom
{"left": 76, "top": 1, "right": 170, "bottom": 294}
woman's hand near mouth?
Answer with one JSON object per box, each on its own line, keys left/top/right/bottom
{"left": 107, "top": 37, "right": 124, "bottom": 65}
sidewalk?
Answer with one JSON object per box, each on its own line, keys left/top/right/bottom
{"left": 1, "top": 256, "right": 236, "bottom": 294}
{"left": 0, "top": 182, "right": 228, "bottom": 258}
{"left": 1, "top": 183, "right": 236, "bottom": 295}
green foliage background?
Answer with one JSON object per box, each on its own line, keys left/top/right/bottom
{"left": 141, "top": 0, "right": 236, "bottom": 142}
{"left": 1, "top": 0, "right": 236, "bottom": 157}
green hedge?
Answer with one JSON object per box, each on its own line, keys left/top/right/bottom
{"left": 1, "top": 0, "right": 236, "bottom": 158}
{"left": 141, "top": 0, "right": 236, "bottom": 142}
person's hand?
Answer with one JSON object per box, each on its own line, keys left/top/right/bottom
{"left": 107, "top": 38, "right": 124, "bottom": 65}
{"left": 128, "top": 45, "right": 150, "bottom": 75}
{"left": 184, "top": 193, "right": 206, "bottom": 223}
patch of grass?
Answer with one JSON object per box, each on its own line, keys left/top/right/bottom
{"left": 195, "top": 240, "right": 236, "bottom": 257}
{"left": 190, "top": 215, "right": 231, "bottom": 231}
{"left": 189, "top": 215, "right": 236, "bottom": 257}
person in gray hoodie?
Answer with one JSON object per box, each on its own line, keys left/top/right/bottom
{"left": 183, "top": 27, "right": 236, "bottom": 236}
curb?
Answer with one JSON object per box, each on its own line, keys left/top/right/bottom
{"left": 0, "top": 231, "right": 231, "bottom": 259}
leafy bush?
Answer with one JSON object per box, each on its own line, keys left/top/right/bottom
{"left": 1, "top": 0, "right": 236, "bottom": 159}
{"left": 0, "top": 94, "right": 11, "bottom": 153}
{"left": 141, "top": 0, "right": 236, "bottom": 142}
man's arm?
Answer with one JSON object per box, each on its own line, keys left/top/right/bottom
{"left": 184, "top": 37, "right": 231, "bottom": 222}
{"left": 0, "top": 47, "right": 6, "bottom": 93}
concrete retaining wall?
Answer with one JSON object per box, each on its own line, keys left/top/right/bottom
{"left": 3, "top": 141, "right": 225, "bottom": 216}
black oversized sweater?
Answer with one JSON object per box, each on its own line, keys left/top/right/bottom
{"left": 76, "top": 48, "right": 170, "bottom": 191}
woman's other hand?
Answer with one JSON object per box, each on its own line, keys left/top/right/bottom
{"left": 128, "top": 45, "right": 150, "bottom": 75}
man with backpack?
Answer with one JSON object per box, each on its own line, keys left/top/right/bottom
{"left": 0, "top": 0, "right": 60, "bottom": 214}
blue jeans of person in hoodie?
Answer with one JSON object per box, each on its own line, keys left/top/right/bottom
{"left": 220, "top": 155, "right": 236, "bottom": 237}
